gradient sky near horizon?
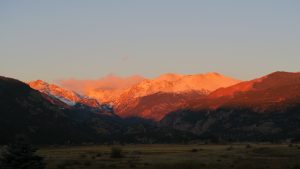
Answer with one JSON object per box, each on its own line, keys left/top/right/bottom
{"left": 1, "top": 0, "right": 300, "bottom": 82}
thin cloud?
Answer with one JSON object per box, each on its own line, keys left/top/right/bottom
{"left": 58, "top": 74, "right": 145, "bottom": 94}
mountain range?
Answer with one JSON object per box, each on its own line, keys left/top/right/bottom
{"left": 28, "top": 80, "right": 113, "bottom": 114}
{"left": 57, "top": 72, "right": 240, "bottom": 121}
{"left": 1, "top": 71, "right": 300, "bottom": 144}
{"left": 0, "top": 76, "right": 195, "bottom": 144}
{"left": 113, "top": 72, "right": 240, "bottom": 120}
{"left": 161, "top": 72, "right": 300, "bottom": 142}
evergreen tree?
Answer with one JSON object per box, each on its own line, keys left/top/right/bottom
{"left": 0, "top": 138, "right": 45, "bottom": 169}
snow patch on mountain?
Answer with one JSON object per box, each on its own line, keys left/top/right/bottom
{"left": 28, "top": 80, "right": 100, "bottom": 107}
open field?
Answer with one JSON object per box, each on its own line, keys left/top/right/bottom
{"left": 38, "top": 144, "right": 300, "bottom": 169}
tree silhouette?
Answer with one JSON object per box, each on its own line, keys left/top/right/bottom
{"left": 0, "top": 137, "right": 45, "bottom": 169}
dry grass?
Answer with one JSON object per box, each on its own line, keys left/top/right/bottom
{"left": 37, "top": 144, "right": 300, "bottom": 169}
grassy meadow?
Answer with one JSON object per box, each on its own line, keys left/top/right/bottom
{"left": 37, "top": 144, "right": 300, "bottom": 169}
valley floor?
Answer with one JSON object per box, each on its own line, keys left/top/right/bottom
{"left": 38, "top": 144, "right": 300, "bottom": 169}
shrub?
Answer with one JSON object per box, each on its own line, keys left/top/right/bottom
{"left": 57, "top": 160, "right": 72, "bottom": 169}
{"left": 80, "top": 154, "right": 87, "bottom": 158}
{"left": 226, "top": 145, "right": 234, "bottom": 151}
{"left": 129, "top": 163, "right": 137, "bottom": 168}
{"left": 109, "top": 164, "right": 117, "bottom": 168}
{"left": 245, "top": 144, "right": 252, "bottom": 149}
{"left": 110, "top": 147, "right": 123, "bottom": 158}
{"left": 83, "top": 161, "right": 91, "bottom": 167}
{"left": 56, "top": 164, "right": 67, "bottom": 169}
{"left": 131, "top": 151, "right": 142, "bottom": 155}
{"left": 72, "top": 161, "right": 81, "bottom": 165}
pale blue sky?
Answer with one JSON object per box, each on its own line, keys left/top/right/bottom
{"left": 1, "top": 0, "right": 300, "bottom": 82}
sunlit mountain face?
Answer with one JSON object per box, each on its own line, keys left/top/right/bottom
{"left": 112, "top": 73, "right": 241, "bottom": 121}
{"left": 186, "top": 71, "right": 300, "bottom": 111}
{"left": 28, "top": 80, "right": 102, "bottom": 108}
{"left": 58, "top": 74, "right": 146, "bottom": 103}
{"left": 2, "top": 71, "right": 300, "bottom": 143}
{"left": 160, "top": 71, "right": 300, "bottom": 141}
{"left": 27, "top": 72, "right": 300, "bottom": 123}
{"left": 28, "top": 80, "right": 118, "bottom": 116}
{"left": 1, "top": 76, "right": 195, "bottom": 144}
{"left": 54, "top": 73, "right": 241, "bottom": 121}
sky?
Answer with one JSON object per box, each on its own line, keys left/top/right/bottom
{"left": 1, "top": 0, "right": 300, "bottom": 82}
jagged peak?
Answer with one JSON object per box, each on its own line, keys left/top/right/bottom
{"left": 29, "top": 79, "right": 49, "bottom": 86}
{"left": 28, "top": 79, "right": 105, "bottom": 108}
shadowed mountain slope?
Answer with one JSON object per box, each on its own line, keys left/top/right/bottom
{"left": 161, "top": 72, "right": 300, "bottom": 141}
{"left": 1, "top": 76, "right": 197, "bottom": 144}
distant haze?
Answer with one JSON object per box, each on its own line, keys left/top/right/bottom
{"left": 1, "top": 1, "right": 300, "bottom": 82}
{"left": 59, "top": 74, "right": 145, "bottom": 94}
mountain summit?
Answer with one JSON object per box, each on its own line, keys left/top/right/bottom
{"left": 28, "top": 80, "right": 101, "bottom": 108}
{"left": 118, "top": 72, "right": 241, "bottom": 99}
{"left": 161, "top": 71, "right": 300, "bottom": 141}
{"left": 52, "top": 72, "right": 240, "bottom": 121}
{"left": 2, "top": 71, "right": 300, "bottom": 143}
{"left": 113, "top": 72, "right": 241, "bottom": 120}
{"left": 59, "top": 75, "right": 145, "bottom": 103}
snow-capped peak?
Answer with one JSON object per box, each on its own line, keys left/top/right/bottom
{"left": 28, "top": 80, "right": 101, "bottom": 107}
